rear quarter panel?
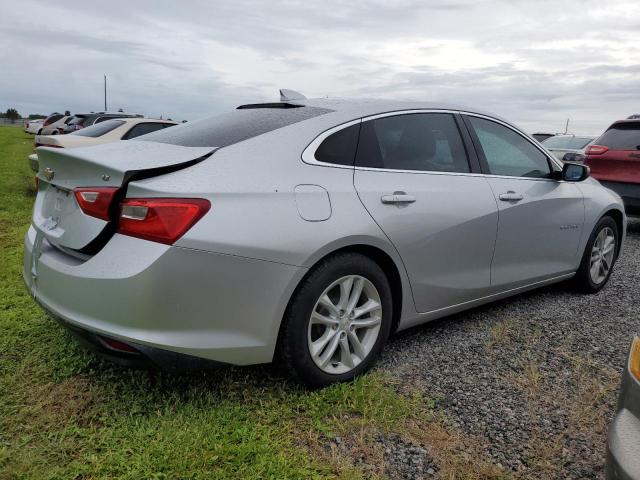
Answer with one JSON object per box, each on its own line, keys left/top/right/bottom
{"left": 125, "top": 118, "right": 417, "bottom": 322}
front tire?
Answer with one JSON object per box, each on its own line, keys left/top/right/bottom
{"left": 574, "top": 216, "right": 619, "bottom": 293}
{"left": 278, "top": 252, "right": 393, "bottom": 388}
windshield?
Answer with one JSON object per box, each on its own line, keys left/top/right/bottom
{"left": 71, "top": 119, "right": 125, "bottom": 137}
{"left": 542, "top": 136, "right": 594, "bottom": 149}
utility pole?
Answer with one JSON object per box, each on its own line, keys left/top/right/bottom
{"left": 104, "top": 74, "right": 107, "bottom": 111}
{"left": 564, "top": 118, "right": 570, "bottom": 135}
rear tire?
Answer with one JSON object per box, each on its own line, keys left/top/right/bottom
{"left": 278, "top": 252, "right": 393, "bottom": 388}
{"left": 574, "top": 216, "right": 619, "bottom": 293}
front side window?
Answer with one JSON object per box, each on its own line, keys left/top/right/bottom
{"left": 468, "top": 116, "right": 551, "bottom": 178}
{"left": 355, "top": 113, "right": 470, "bottom": 173}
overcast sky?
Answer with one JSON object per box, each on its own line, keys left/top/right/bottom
{"left": 1, "top": 0, "right": 639, "bottom": 134}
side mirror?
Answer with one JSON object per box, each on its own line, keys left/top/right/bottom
{"left": 562, "top": 152, "right": 585, "bottom": 163}
{"left": 562, "top": 162, "right": 589, "bottom": 182}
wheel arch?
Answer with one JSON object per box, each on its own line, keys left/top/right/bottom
{"left": 277, "top": 241, "right": 408, "bottom": 356}
{"left": 602, "top": 207, "right": 625, "bottom": 256}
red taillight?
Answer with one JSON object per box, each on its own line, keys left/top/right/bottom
{"left": 98, "top": 336, "right": 139, "bottom": 353}
{"left": 586, "top": 144, "right": 609, "bottom": 155}
{"left": 116, "top": 198, "right": 210, "bottom": 245}
{"left": 74, "top": 187, "right": 120, "bottom": 221}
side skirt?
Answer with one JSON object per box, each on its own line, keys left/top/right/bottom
{"left": 396, "top": 272, "right": 575, "bottom": 331}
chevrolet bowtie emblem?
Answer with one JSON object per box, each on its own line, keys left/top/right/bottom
{"left": 44, "top": 167, "right": 55, "bottom": 181}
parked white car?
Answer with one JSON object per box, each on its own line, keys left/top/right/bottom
{"left": 36, "top": 114, "right": 72, "bottom": 135}
{"left": 30, "top": 118, "right": 177, "bottom": 171}
{"left": 541, "top": 135, "right": 596, "bottom": 162}
{"left": 24, "top": 119, "right": 45, "bottom": 134}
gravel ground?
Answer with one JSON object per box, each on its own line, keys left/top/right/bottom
{"left": 378, "top": 217, "right": 640, "bottom": 479}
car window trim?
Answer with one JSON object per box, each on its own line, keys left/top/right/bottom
{"left": 302, "top": 109, "right": 563, "bottom": 180}
{"left": 301, "top": 119, "right": 362, "bottom": 169}
{"left": 303, "top": 110, "right": 480, "bottom": 172}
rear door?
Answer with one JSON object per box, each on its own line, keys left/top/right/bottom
{"left": 463, "top": 115, "right": 584, "bottom": 290}
{"left": 353, "top": 112, "right": 498, "bottom": 313}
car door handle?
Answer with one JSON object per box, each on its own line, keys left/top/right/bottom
{"left": 381, "top": 192, "right": 416, "bottom": 204}
{"left": 498, "top": 191, "right": 524, "bottom": 202}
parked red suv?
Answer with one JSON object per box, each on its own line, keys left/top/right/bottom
{"left": 585, "top": 119, "right": 640, "bottom": 215}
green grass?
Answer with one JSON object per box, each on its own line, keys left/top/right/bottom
{"left": 0, "top": 126, "right": 435, "bottom": 480}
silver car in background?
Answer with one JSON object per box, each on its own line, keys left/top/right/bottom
{"left": 607, "top": 337, "right": 640, "bottom": 480}
{"left": 24, "top": 95, "right": 626, "bottom": 387}
{"left": 542, "top": 134, "right": 596, "bottom": 162}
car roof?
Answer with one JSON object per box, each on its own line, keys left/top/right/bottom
{"left": 244, "top": 97, "right": 524, "bottom": 135}
{"left": 610, "top": 119, "right": 640, "bottom": 127}
{"left": 298, "top": 97, "right": 497, "bottom": 119}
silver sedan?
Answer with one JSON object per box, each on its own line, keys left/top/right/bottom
{"left": 24, "top": 94, "right": 626, "bottom": 387}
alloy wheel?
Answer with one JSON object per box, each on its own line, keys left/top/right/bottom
{"left": 307, "top": 275, "right": 382, "bottom": 374}
{"left": 589, "top": 226, "right": 615, "bottom": 284}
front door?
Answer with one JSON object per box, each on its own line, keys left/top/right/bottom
{"left": 353, "top": 112, "right": 499, "bottom": 313}
{"left": 464, "top": 115, "right": 585, "bottom": 290}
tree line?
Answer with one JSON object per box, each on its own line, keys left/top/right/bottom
{"left": 0, "top": 109, "right": 48, "bottom": 123}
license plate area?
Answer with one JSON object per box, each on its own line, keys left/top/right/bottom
{"left": 39, "top": 184, "right": 76, "bottom": 231}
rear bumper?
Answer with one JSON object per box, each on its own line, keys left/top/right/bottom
{"left": 23, "top": 225, "right": 307, "bottom": 367}
{"left": 607, "top": 409, "right": 640, "bottom": 480}
{"left": 600, "top": 181, "right": 640, "bottom": 215}
{"left": 55, "top": 317, "right": 226, "bottom": 371}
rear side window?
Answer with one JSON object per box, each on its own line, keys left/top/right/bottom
{"left": 123, "top": 123, "right": 173, "bottom": 140}
{"left": 355, "top": 113, "right": 471, "bottom": 173}
{"left": 71, "top": 119, "right": 125, "bottom": 137}
{"left": 315, "top": 124, "right": 360, "bottom": 166}
{"left": 139, "top": 106, "right": 332, "bottom": 147}
{"left": 468, "top": 116, "right": 551, "bottom": 178}
{"left": 596, "top": 123, "right": 640, "bottom": 150}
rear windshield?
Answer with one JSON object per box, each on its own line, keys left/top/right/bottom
{"left": 542, "top": 136, "right": 594, "bottom": 149}
{"left": 71, "top": 119, "right": 125, "bottom": 137}
{"left": 139, "top": 106, "right": 332, "bottom": 147}
{"left": 46, "top": 114, "right": 63, "bottom": 124}
{"left": 596, "top": 123, "right": 640, "bottom": 150}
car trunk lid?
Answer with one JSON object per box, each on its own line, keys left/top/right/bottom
{"left": 33, "top": 141, "right": 215, "bottom": 251}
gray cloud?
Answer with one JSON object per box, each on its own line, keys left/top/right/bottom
{"left": 1, "top": 0, "right": 639, "bottom": 133}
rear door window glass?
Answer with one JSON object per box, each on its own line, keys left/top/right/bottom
{"left": 596, "top": 123, "right": 640, "bottom": 150}
{"left": 355, "top": 113, "right": 471, "bottom": 173}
